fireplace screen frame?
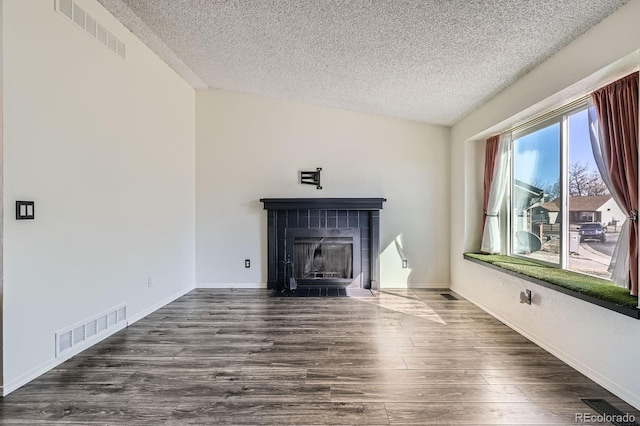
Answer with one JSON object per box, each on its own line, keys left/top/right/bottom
{"left": 286, "top": 228, "right": 361, "bottom": 287}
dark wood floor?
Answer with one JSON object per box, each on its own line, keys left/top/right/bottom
{"left": 1, "top": 289, "right": 638, "bottom": 425}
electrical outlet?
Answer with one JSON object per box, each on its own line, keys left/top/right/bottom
{"left": 519, "top": 289, "right": 532, "bottom": 305}
{"left": 147, "top": 276, "right": 153, "bottom": 288}
{"left": 245, "top": 259, "right": 250, "bottom": 268}
{"left": 402, "top": 259, "right": 408, "bottom": 268}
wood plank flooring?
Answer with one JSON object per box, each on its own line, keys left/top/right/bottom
{"left": 1, "top": 288, "right": 638, "bottom": 424}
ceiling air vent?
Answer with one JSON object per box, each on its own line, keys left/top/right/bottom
{"left": 107, "top": 32, "right": 117, "bottom": 53}
{"left": 72, "top": 3, "right": 85, "bottom": 29}
{"left": 59, "top": 0, "right": 72, "bottom": 20}
{"left": 85, "top": 14, "right": 97, "bottom": 38}
{"left": 96, "top": 23, "right": 107, "bottom": 46}
{"left": 117, "top": 41, "right": 126, "bottom": 59}
{"left": 55, "top": 0, "right": 126, "bottom": 60}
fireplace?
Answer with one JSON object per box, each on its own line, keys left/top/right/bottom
{"left": 289, "top": 228, "right": 360, "bottom": 286}
{"left": 260, "top": 198, "right": 386, "bottom": 290}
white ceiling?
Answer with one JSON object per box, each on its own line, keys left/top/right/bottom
{"left": 97, "top": 0, "right": 628, "bottom": 126}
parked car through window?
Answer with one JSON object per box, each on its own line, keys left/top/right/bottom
{"left": 578, "top": 222, "right": 606, "bottom": 242}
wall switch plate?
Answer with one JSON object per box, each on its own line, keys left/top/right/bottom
{"left": 402, "top": 260, "right": 408, "bottom": 268}
{"left": 16, "top": 201, "right": 35, "bottom": 220}
{"left": 245, "top": 259, "right": 250, "bottom": 268}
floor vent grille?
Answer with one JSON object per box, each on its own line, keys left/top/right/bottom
{"left": 55, "top": 304, "right": 126, "bottom": 358}
{"left": 581, "top": 399, "right": 639, "bottom": 426}
{"left": 440, "top": 293, "right": 458, "bottom": 300}
{"left": 55, "top": 0, "right": 126, "bottom": 59}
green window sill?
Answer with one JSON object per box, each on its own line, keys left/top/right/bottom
{"left": 463, "top": 253, "right": 640, "bottom": 319}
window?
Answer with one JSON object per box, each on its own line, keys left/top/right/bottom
{"left": 511, "top": 120, "right": 561, "bottom": 265}
{"left": 567, "top": 108, "right": 612, "bottom": 279}
{"left": 509, "top": 105, "right": 613, "bottom": 280}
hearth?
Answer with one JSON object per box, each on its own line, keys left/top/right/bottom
{"left": 260, "top": 198, "right": 386, "bottom": 290}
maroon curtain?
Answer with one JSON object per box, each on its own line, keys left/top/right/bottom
{"left": 482, "top": 136, "right": 500, "bottom": 235}
{"left": 591, "top": 72, "right": 639, "bottom": 296}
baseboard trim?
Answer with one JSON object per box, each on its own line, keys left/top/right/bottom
{"left": 126, "top": 286, "right": 194, "bottom": 326}
{"left": 409, "top": 283, "right": 451, "bottom": 289}
{"left": 196, "top": 282, "right": 266, "bottom": 289}
{"left": 452, "top": 285, "right": 640, "bottom": 410}
{"left": 380, "top": 283, "right": 450, "bottom": 289}
{"left": 3, "top": 285, "right": 194, "bottom": 397}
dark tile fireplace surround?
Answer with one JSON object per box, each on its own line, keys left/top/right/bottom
{"left": 260, "top": 198, "right": 386, "bottom": 290}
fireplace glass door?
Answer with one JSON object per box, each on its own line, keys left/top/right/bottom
{"left": 293, "top": 237, "right": 353, "bottom": 280}
{"left": 286, "top": 228, "right": 361, "bottom": 286}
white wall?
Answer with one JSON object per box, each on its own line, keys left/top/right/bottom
{"left": 2, "top": 0, "right": 195, "bottom": 393}
{"left": 0, "top": 0, "right": 4, "bottom": 392}
{"left": 451, "top": 1, "right": 640, "bottom": 409}
{"left": 196, "top": 89, "right": 450, "bottom": 288}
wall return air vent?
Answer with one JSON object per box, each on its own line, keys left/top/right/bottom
{"left": 55, "top": 0, "right": 126, "bottom": 60}
{"left": 55, "top": 304, "right": 127, "bottom": 358}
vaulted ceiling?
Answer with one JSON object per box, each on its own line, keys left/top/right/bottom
{"left": 98, "top": 0, "right": 628, "bottom": 126}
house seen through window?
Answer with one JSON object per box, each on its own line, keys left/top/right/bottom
{"left": 510, "top": 107, "right": 614, "bottom": 280}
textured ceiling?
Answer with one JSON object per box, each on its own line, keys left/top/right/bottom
{"left": 97, "top": 0, "right": 628, "bottom": 126}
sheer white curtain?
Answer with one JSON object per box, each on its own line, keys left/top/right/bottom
{"left": 481, "top": 133, "right": 511, "bottom": 254}
{"left": 588, "top": 104, "right": 630, "bottom": 288}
